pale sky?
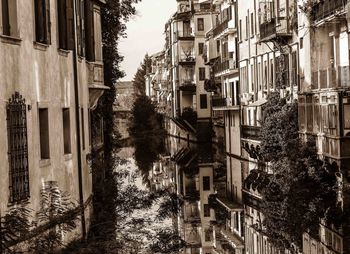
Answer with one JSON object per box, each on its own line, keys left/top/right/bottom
{"left": 119, "top": 0, "right": 177, "bottom": 81}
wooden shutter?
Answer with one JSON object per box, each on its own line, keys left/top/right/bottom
{"left": 80, "top": 0, "right": 86, "bottom": 56}
{"left": 85, "top": 0, "right": 95, "bottom": 61}
{"left": 35, "top": 0, "right": 44, "bottom": 42}
{"left": 57, "top": 0, "right": 67, "bottom": 49}
{"left": 2, "top": 0, "right": 10, "bottom": 35}
{"left": 45, "top": 0, "right": 51, "bottom": 44}
{"left": 66, "top": 0, "right": 74, "bottom": 49}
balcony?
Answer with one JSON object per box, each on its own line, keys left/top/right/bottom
{"left": 179, "top": 79, "right": 196, "bottom": 92}
{"left": 87, "top": 62, "right": 109, "bottom": 109}
{"left": 259, "top": 17, "right": 292, "bottom": 42}
{"left": 212, "top": 97, "right": 239, "bottom": 111}
{"left": 241, "top": 125, "right": 261, "bottom": 141}
{"left": 213, "top": 59, "right": 237, "bottom": 75}
{"left": 174, "top": 30, "right": 194, "bottom": 41}
{"left": 311, "top": 66, "right": 350, "bottom": 89}
{"left": 213, "top": 19, "right": 228, "bottom": 38}
{"left": 178, "top": 54, "right": 196, "bottom": 66}
{"left": 312, "top": 0, "right": 347, "bottom": 23}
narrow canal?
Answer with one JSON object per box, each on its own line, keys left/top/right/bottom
{"left": 116, "top": 130, "right": 238, "bottom": 253}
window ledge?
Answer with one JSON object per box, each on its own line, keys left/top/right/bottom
{"left": 39, "top": 159, "right": 51, "bottom": 167}
{"left": 33, "top": 41, "right": 49, "bottom": 51}
{"left": 64, "top": 153, "right": 73, "bottom": 161}
{"left": 58, "top": 48, "right": 70, "bottom": 57}
{"left": 8, "top": 199, "right": 30, "bottom": 207}
{"left": 0, "top": 34, "right": 21, "bottom": 45}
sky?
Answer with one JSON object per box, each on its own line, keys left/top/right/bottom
{"left": 119, "top": 0, "right": 177, "bottom": 81}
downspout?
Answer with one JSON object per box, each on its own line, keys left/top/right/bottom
{"left": 72, "top": 0, "right": 87, "bottom": 239}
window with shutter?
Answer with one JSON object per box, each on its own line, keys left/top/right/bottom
{"left": 34, "top": 0, "right": 51, "bottom": 44}
{"left": 1, "top": 0, "right": 18, "bottom": 37}
{"left": 2, "top": 0, "right": 10, "bottom": 35}
{"left": 57, "top": 0, "right": 74, "bottom": 50}
{"left": 7, "top": 92, "right": 30, "bottom": 203}
{"left": 85, "top": 0, "right": 95, "bottom": 62}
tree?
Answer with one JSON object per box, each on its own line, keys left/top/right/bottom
{"left": 252, "top": 92, "right": 338, "bottom": 250}
{"left": 133, "top": 54, "right": 152, "bottom": 96}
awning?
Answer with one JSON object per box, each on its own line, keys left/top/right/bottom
{"left": 89, "top": 84, "right": 110, "bottom": 110}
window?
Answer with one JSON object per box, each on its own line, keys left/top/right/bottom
{"left": 57, "top": 0, "right": 74, "bottom": 50}
{"left": 300, "top": 37, "right": 304, "bottom": 49}
{"left": 200, "top": 94, "right": 207, "bottom": 109}
{"left": 250, "top": 12, "right": 254, "bottom": 36}
{"left": 198, "top": 42, "right": 204, "bottom": 55}
{"left": 204, "top": 228, "right": 212, "bottom": 242}
{"left": 239, "top": 19, "right": 242, "bottom": 41}
{"left": 86, "top": 1, "right": 103, "bottom": 61}
{"left": 76, "top": 0, "right": 85, "bottom": 56}
{"left": 216, "top": 40, "right": 220, "bottom": 54}
{"left": 1, "top": 0, "right": 18, "bottom": 36}
{"left": 199, "top": 67, "right": 206, "bottom": 80}
{"left": 344, "top": 104, "right": 350, "bottom": 129}
{"left": 197, "top": 18, "right": 204, "bottom": 31}
{"left": 81, "top": 108, "right": 85, "bottom": 149}
{"left": 203, "top": 204, "right": 210, "bottom": 217}
{"left": 245, "top": 16, "right": 248, "bottom": 39}
{"left": 328, "top": 104, "right": 337, "bottom": 129}
{"left": 63, "top": 108, "right": 71, "bottom": 154}
{"left": 34, "top": 0, "right": 51, "bottom": 44}
{"left": 7, "top": 92, "right": 30, "bottom": 203}
{"left": 203, "top": 176, "right": 210, "bottom": 190}
{"left": 39, "top": 108, "right": 50, "bottom": 159}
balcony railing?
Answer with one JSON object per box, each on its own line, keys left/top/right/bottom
{"left": 179, "top": 79, "right": 196, "bottom": 92}
{"left": 312, "top": 0, "right": 347, "bottom": 22}
{"left": 174, "top": 30, "right": 194, "bottom": 41}
{"left": 212, "top": 97, "right": 227, "bottom": 107}
{"left": 241, "top": 125, "right": 261, "bottom": 141}
{"left": 311, "top": 66, "right": 350, "bottom": 89}
{"left": 213, "top": 19, "right": 229, "bottom": 37}
{"left": 259, "top": 17, "right": 292, "bottom": 41}
{"left": 87, "top": 62, "right": 104, "bottom": 85}
{"left": 178, "top": 54, "right": 196, "bottom": 65}
{"left": 213, "top": 59, "right": 237, "bottom": 74}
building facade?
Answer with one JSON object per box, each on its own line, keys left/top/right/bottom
{"left": 0, "top": 0, "right": 107, "bottom": 249}
{"left": 147, "top": 0, "right": 350, "bottom": 254}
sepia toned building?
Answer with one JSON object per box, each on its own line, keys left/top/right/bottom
{"left": 298, "top": 0, "right": 350, "bottom": 253}
{"left": 0, "top": 0, "right": 108, "bottom": 248}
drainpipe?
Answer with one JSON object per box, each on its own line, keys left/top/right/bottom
{"left": 72, "top": 0, "right": 86, "bottom": 239}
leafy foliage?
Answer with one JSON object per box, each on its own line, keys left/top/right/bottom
{"left": 0, "top": 185, "right": 79, "bottom": 253}
{"left": 129, "top": 95, "right": 166, "bottom": 175}
{"left": 133, "top": 54, "right": 152, "bottom": 96}
{"left": 254, "top": 93, "right": 338, "bottom": 249}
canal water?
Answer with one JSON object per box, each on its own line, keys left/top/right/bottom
{"left": 116, "top": 133, "right": 229, "bottom": 253}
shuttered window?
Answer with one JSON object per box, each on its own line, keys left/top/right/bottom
{"left": 85, "top": 0, "right": 95, "bottom": 61}
{"left": 57, "top": 0, "right": 74, "bottom": 50}
{"left": 7, "top": 92, "right": 30, "bottom": 203}
{"left": 76, "top": 0, "right": 85, "bottom": 56}
{"left": 34, "top": 0, "right": 51, "bottom": 44}
{"left": 1, "top": 0, "right": 18, "bottom": 36}
{"left": 2, "top": 0, "right": 10, "bottom": 35}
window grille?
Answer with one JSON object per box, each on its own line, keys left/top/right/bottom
{"left": 7, "top": 92, "right": 30, "bottom": 203}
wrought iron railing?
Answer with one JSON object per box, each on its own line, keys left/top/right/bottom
{"left": 241, "top": 125, "right": 261, "bottom": 141}
{"left": 213, "top": 59, "right": 237, "bottom": 74}
{"left": 312, "top": 0, "right": 347, "bottom": 22}
{"left": 311, "top": 66, "right": 350, "bottom": 89}
{"left": 213, "top": 19, "right": 229, "bottom": 37}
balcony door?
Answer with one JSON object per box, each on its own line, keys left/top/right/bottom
{"left": 183, "top": 20, "right": 191, "bottom": 37}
